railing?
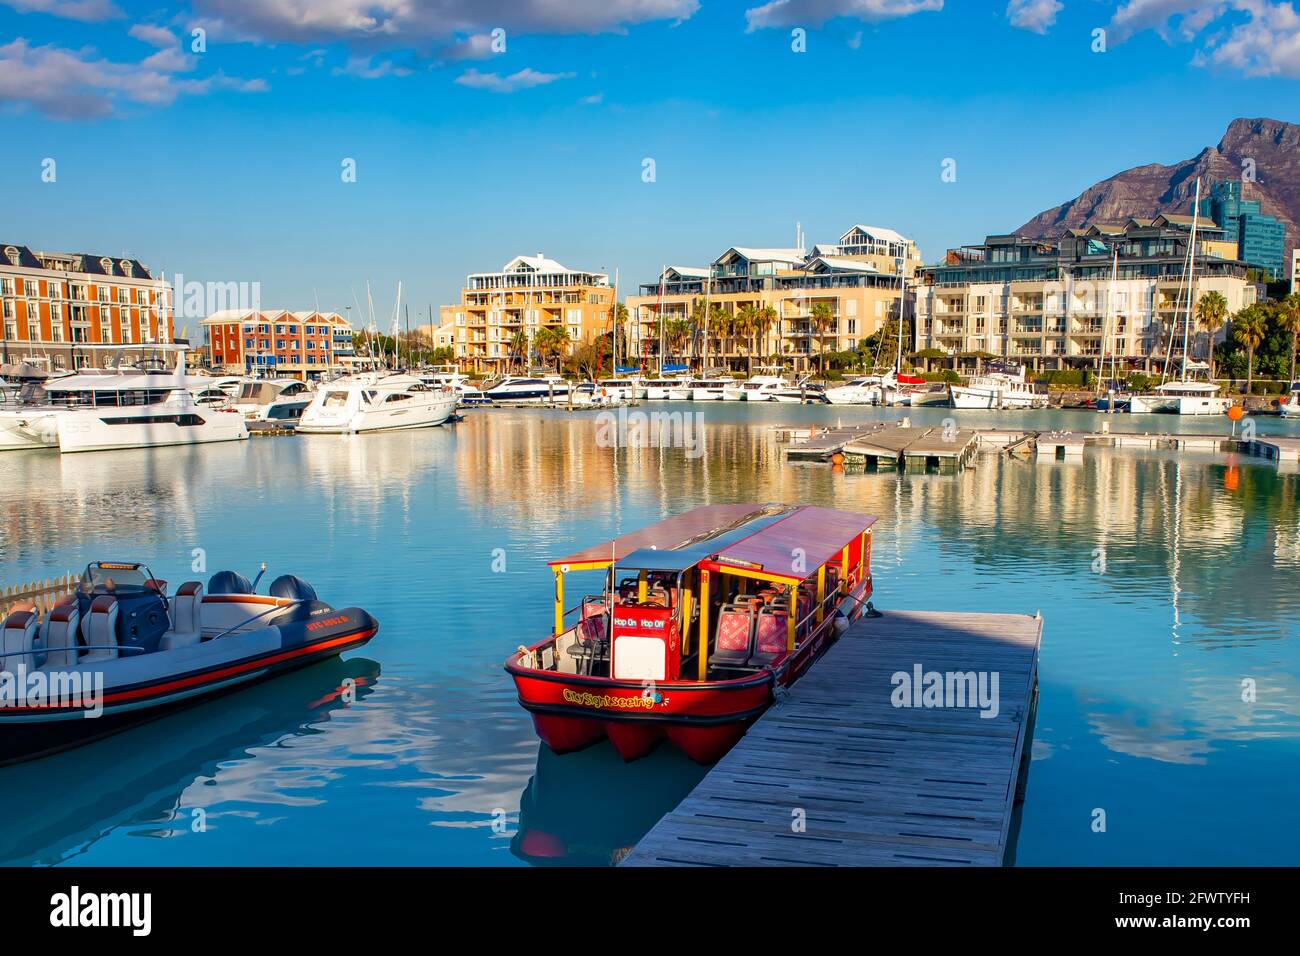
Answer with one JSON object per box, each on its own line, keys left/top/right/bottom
{"left": 0, "top": 572, "right": 77, "bottom": 618}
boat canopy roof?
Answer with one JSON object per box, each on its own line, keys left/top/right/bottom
{"left": 551, "top": 503, "right": 877, "bottom": 584}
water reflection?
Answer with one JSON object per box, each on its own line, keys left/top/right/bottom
{"left": 0, "top": 405, "right": 1296, "bottom": 865}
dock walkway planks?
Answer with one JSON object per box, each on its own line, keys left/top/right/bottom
{"left": 621, "top": 609, "right": 1043, "bottom": 867}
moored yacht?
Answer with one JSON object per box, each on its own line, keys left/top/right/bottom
{"left": 688, "top": 377, "right": 731, "bottom": 401}
{"left": 825, "top": 372, "right": 892, "bottom": 406}
{"left": 228, "top": 378, "right": 312, "bottom": 419}
{"left": 296, "top": 374, "right": 456, "bottom": 433}
{"left": 481, "top": 375, "right": 571, "bottom": 404}
{"left": 1127, "top": 379, "right": 1231, "bottom": 416}
{"left": 723, "top": 368, "right": 790, "bottom": 402}
{"left": 415, "top": 366, "right": 490, "bottom": 406}
{"left": 949, "top": 365, "right": 1047, "bottom": 410}
{"left": 1281, "top": 384, "right": 1300, "bottom": 419}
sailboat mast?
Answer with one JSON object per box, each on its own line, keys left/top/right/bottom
{"left": 1181, "top": 178, "right": 1201, "bottom": 382}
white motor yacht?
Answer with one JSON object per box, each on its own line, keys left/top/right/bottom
{"left": 296, "top": 374, "right": 456, "bottom": 433}
{"left": 688, "top": 378, "right": 731, "bottom": 401}
{"left": 1127, "top": 379, "right": 1231, "bottom": 416}
{"left": 950, "top": 365, "right": 1047, "bottom": 410}
{"left": 1281, "top": 383, "right": 1299, "bottom": 419}
{"left": 480, "top": 375, "right": 571, "bottom": 404}
{"left": 723, "top": 369, "right": 790, "bottom": 402}
{"left": 228, "top": 378, "right": 312, "bottom": 419}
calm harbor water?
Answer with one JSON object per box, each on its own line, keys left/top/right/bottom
{"left": 1, "top": 403, "right": 1298, "bottom": 866}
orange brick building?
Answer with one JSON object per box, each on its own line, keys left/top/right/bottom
{"left": 201, "top": 309, "right": 355, "bottom": 380}
{"left": 1, "top": 243, "right": 173, "bottom": 369}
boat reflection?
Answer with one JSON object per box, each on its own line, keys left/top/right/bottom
{"left": 512, "top": 741, "right": 707, "bottom": 866}
{"left": 0, "top": 656, "right": 380, "bottom": 866}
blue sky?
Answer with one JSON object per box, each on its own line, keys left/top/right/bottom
{"left": 2, "top": 0, "right": 1299, "bottom": 331}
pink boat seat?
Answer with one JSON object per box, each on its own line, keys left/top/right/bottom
{"left": 712, "top": 604, "right": 755, "bottom": 665}
{"left": 83, "top": 595, "right": 120, "bottom": 662}
{"left": 2, "top": 607, "right": 39, "bottom": 672}
{"left": 41, "top": 598, "right": 80, "bottom": 668}
{"left": 752, "top": 607, "right": 790, "bottom": 664}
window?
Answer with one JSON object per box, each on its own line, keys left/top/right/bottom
{"left": 121, "top": 314, "right": 132, "bottom": 342}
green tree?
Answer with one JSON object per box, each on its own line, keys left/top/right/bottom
{"left": 1194, "top": 290, "right": 1229, "bottom": 379}
{"left": 735, "top": 304, "right": 758, "bottom": 373}
{"left": 755, "top": 305, "right": 778, "bottom": 363}
{"left": 1231, "top": 305, "right": 1268, "bottom": 394}
{"left": 1279, "top": 292, "right": 1300, "bottom": 392}
{"left": 507, "top": 329, "right": 529, "bottom": 372}
{"left": 534, "top": 326, "right": 571, "bottom": 374}
{"left": 810, "top": 302, "right": 836, "bottom": 379}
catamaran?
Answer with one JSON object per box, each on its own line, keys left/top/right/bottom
{"left": 688, "top": 377, "right": 732, "bottom": 401}
{"left": 0, "top": 560, "right": 378, "bottom": 765}
{"left": 505, "top": 503, "right": 876, "bottom": 764}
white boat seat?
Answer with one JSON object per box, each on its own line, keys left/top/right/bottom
{"left": 41, "top": 598, "right": 81, "bottom": 668}
{"left": 2, "top": 606, "right": 39, "bottom": 672}
{"left": 160, "top": 581, "right": 204, "bottom": 650}
{"left": 199, "top": 594, "right": 295, "bottom": 637}
{"left": 82, "top": 595, "right": 120, "bottom": 662}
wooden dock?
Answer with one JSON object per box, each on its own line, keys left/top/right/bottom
{"left": 843, "top": 426, "right": 979, "bottom": 473}
{"left": 621, "top": 609, "right": 1043, "bottom": 867}
{"left": 782, "top": 423, "right": 888, "bottom": 461}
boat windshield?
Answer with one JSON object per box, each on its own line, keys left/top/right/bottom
{"left": 79, "top": 562, "right": 152, "bottom": 595}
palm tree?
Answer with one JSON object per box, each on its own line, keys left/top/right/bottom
{"left": 507, "top": 329, "right": 529, "bottom": 372}
{"left": 534, "top": 327, "right": 571, "bottom": 374}
{"left": 1194, "top": 291, "right": 1228, "bottom": 380}
{"left": 708, "top": 304, "right": 731, "bottom": 370}
{"left": 810, "top": 302, "right": 836, "bottom": 379}
{"left": 664, "top": 318, "right": 690, "bottom": 359}
{"left": 734, "top": 304, "right": 757, "bottom": 373}
{"left": 1232, "top": 305, "right": 1267, "bottom": 395}
{"left": 756, "top": 305, "right": 778, "bottom": 364}
{"left": 1280, "top": 292, "right": 1300, "bottom": 393}
{"left": 689, "top": 300, "right": 710, "bottom": 369}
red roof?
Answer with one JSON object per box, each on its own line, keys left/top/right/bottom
{"left": 549, "top": 503, "right": 774, "bottom": 568}
{"left": 703, "top": 506, "right": 877, "bottom": 583}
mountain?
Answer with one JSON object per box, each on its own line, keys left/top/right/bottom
{"left": 1016, "top": 117, "right": 1299, "bottom": 264}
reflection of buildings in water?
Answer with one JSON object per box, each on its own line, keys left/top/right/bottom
{"left": 0, "top": 443, "right": 220, "bottom": 564}
{"left": 0, "top": 657, "right": 380, "bottom": 866}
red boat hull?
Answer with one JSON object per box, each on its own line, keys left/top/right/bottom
{"left": 507, "top": 577, "right": 871, "bottom": 764}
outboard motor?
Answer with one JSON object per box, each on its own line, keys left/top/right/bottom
{"left": 268, "top": 575, "right": 329, "bottom": 622}
{"left": 208, "top": 570, "right": 254, "bottom": 595}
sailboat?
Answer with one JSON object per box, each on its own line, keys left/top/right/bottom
{"left": 1128, "top": 178, "right": 1231, "bottom": 416}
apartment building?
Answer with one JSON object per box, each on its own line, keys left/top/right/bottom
{"left": 0, "top": 242, "right": 173, "bottom": 370}
{"left": 914, "top": 217, "right": 1260, "bottom": 373}
{"left": 1198, "top": 180, "right": 1287, "bottom": 279}
{"left": 201, "top": 310, "right": 355, "bottom": 380}
{"left": 438, "top": 254, "right": 613, "bottom": 375}
{"left": 624, "top": 225, "right": 923, "bottom": 373}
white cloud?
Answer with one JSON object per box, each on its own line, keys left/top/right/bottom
{"left": 128, "top": 24, "right": 180, "bottom": 48}
{"left": 744, "top": 0, "right": 943, "bottom": 30}
{"left": 454, "top": 67, "right": 574, "bottom": 93}
{"left": 2, "top": 0, "right": 121, "bottom": 21}
{"left": 1006, "top": 0, "right": 1063, "bottom": 34}
{"left": 1110, "top": 0, "right": 1300, "bottom": 78}
{"left": 0, "top": 37, "right": 264, "bottom": 119}
{"left": 578, "top": 91, "right": 604, "bottom": 104}
{"left": 333, "top": 55, "right": 413, "bottom": 79}
{"left": 440, "top": 33, "right": 498, "bottom": 61}
{"left": 190, "top": 0, "right": 699, "bottom": 43}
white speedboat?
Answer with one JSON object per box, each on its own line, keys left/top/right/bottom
{"left": 723, "top": 370, "right": 789, "bottom": 402}
{"left": 481, "top": 375, "right": 571, "bottom": 404}
{"left": 825, "top": 374, "right": 891, "bottom": 406}
{"left": 296, "top": 375, "right": 456, "bottom": 433}
{"left": 688, "top": 378, "right": 731, "bottom": 401}
{"left": 1281, "top": 384, "right": 1299, "bottom": 419}
{"left": 769, "top": 380, "right": 829, "bottom": 404}
{"left": 950, "top": 366, "right": 1047, "bottom": 410}
{"left": 1127, "top": 380, "right": 1231, "bottom": 416}
{"left": 229, "top": 378, "right": 312, "bottom": 419}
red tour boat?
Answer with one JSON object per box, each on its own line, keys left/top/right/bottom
{"left": 505, "top": 503, "right": 877, "bottom": 764}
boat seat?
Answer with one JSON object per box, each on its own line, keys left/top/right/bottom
{"left": 2, "top": 607, "right": 39, "bottom": 672}
{"left": 161, "top": 581, "right": 204, "bottom": 650}
{"left": 751, "top": 607, "right": 789, "bottom": 665}
{"left": 82, "top": 595, "right": 120, "bottom": 662}
{"left": 580, "top": 597, "right": 608, "bottom": 645}
{"left": 41, "top": 598, "right": 80, "bottom": 668}
{"left": 712, "top": 604, "right": 755, "bottom": 665}
{"left": 199, "top": 594, "right": 294, "bottom": 636}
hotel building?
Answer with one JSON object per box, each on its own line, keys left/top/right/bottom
{"left": 1197, "top": 180, "right": 1286, "bottom": 280}
{"left": 624, "top": 225, "right": 923, "bottom": 373}
{"left": 914, "top": 216, "right": 1260, "bottom": 373}
{"left": 1, "top": 242, "right": 173, "bottom": 370}
{"left": 201, "top": 310, "right": 355, "bottom": 380}
{"left": 438, "top": 254, "right": 614, "bottom": 374}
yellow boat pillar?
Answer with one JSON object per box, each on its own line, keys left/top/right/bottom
{"left": 698, "top": 570, "right": 710, "bottom": 680}
{"left": 553, "top": 569, "right": 565, "bottom": 637}
{"left": 638, "top": 570, "right": 648, "bottom": 603}
{"left": 787, "top": 587, "right": 797, "bottom": 651}
{"left": 816, "top": 565, "right": 826, "bottom": 624}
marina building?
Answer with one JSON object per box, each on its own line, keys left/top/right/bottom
{"left": 0, "top": 242, "right": 173, "bottom": 370}
{"left": 914, "top": 217, "right": 1260, "bottom": 373}
{"left": 1198, "top": 180, "right": 1287, "bottom": 279}
{"left": 201, "top": 310, "right": 355, "bottom": 380}
{"left": 438, "top": 254, "right": 614, "bottom": 375}
{"left": 624, "top": 225, "right": 922, "bottom": 373}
